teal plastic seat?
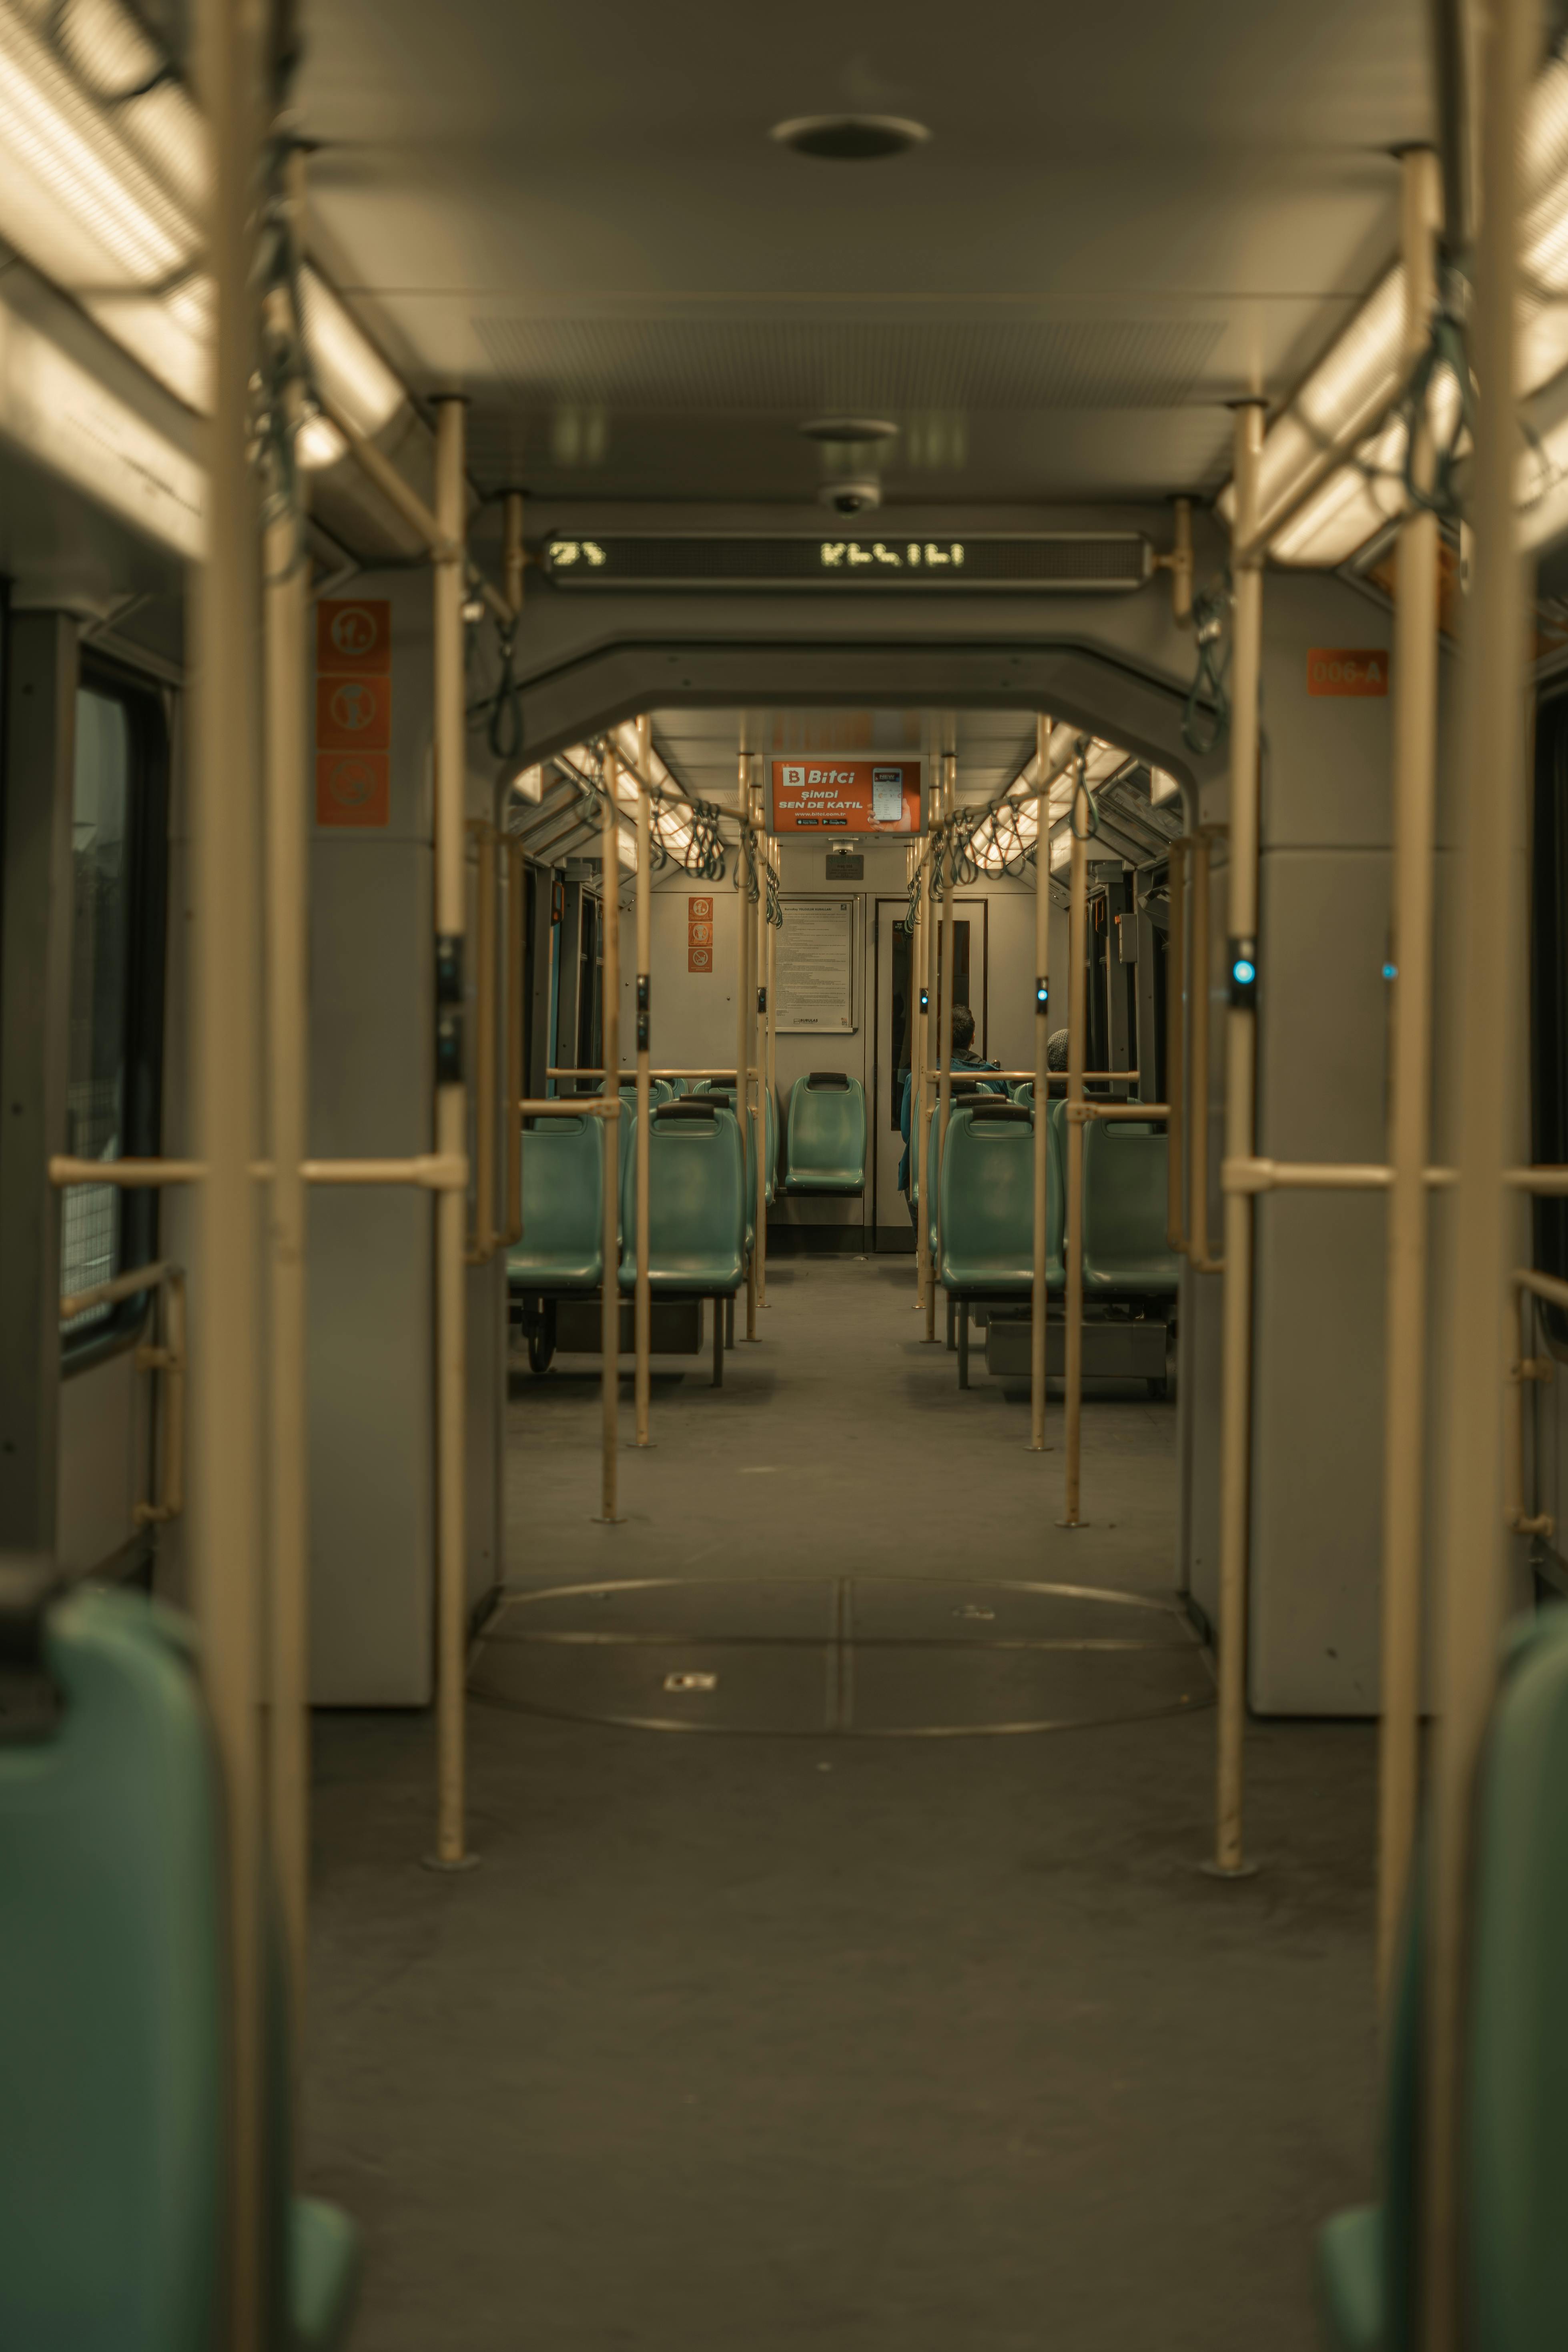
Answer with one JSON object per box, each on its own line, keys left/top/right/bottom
{"left": 924, "top": 1083, "right": 1007, "bottom": 1265}
{"left": 764, "top": 1085, "right": 778, "bottom": 1205}
{"left": 505, "top": 1115, "right": 604, "bottom": 1290}
{"left": 937, "top": 1104, "right": 1063, "bottom": 1296}
{"left": 781, "top": 1073, "right": 866, "bottom": 1193}
{"left": 0, "top": 1576, "right": 360, "bottom": 2352}
{"left": 617, "top": 1102, "right": 745, "bottom": 1295}
{"left": 1317, "top": 1611, "right": 1568, "bottom": 2352}
{"left": 1466, "top": 1612, "right": 1568, "bottom": 2352}
{"left": 1080, "top": 1119, "right": 1179, "bottom": 1295}
{"left": 690, "top": 1085, "right": 758, "bottom": 1252}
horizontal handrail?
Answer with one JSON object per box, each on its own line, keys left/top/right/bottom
{"left": 51, "top": 1155, "right": 206, "bottom": 1187}
{"left": 517, "top": 1098, "right": 618, "bottom": 1116}
{"left": 1223, "top": 1159, "right": 1568, "bottom": 1196}
{"left": 922, "top": 1069, "right": 1138, "bottom": 1086}
{"left": 300, "top": 1155, "right": 468, "bottom": 1189}
{"left": 60, "top": 1257, "right": 172, "bottom": 1322}
{"left": 547, "top": 1067, "right": 764, "bottom": 1080}
{"left": 51, "top": 1154, "right": 470, "bottom": 1191}
{"left": 1068, "top": 1102, "right": 1169, "bottom": 1123}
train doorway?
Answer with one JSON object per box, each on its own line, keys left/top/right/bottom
{"left": 870, "top": 894, "right": 989, "bottom": 1245}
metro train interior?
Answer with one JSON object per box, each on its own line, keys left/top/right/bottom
{"left": 5, "top": 1, "right": 1568, "bottom": 2347}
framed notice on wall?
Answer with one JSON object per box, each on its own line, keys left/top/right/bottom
{"left": 775, "top": 897, "right": 856, "bottom": 1033}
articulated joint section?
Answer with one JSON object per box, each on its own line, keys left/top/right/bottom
{"left": 435, "top": 933, "right": 465, "bottom": 1084}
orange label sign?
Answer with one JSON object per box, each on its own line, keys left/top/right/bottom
{"left": 688, "top": 895, "right": 713, "bottom": 919}
{"left": 1307, "top": 648, "right": 1388, "bottom": 697}
{"left": 317, "top": 598, "right": 392, "bottom": 674}
{"left": 770, "top": 757, "right": 922, "bottom": 834}
{"left": 317, "top": 672, "right": 391, "bottom": 751}
{"left": 316, "top": 751, "right": 391, "bottom": 828}
{"left": 688, "top": 945, "right": 713, "bottom": 973}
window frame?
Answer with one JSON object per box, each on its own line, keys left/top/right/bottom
{"left": 61, "top": 651, "right": 170, "bottom": 1371}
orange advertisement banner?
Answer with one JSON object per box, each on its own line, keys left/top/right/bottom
{"left": 1307, "top": 649, "right": 1388, "bottom": 698}
{"left": 769, "top": 757, "right": 922, "bottom": 834}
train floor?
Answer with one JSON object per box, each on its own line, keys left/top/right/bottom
{"left": 306, "top": 1256, "right": 1378, "bottom": 2352}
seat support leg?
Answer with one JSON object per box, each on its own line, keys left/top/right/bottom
{"left": 946, "top": 1295, "right": 955, "bottom": 1351}
{"left": 725, "top": 1295, "right": 734, "bottom": 1348}
{"left": 712, "top": 1298, "right": 724, "bottom": 1388}
{"left": 958, "top": 1302, "right": 969, "bottom": 1389}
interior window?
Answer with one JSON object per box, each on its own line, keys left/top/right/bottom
{"left": 59, "top": 668, "right": 168, "bottom": 1348}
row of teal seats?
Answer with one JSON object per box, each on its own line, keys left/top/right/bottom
{"left": 507, "top": 1074, "right": 870, "bottom": 1311}
{"left": 928, "top": 1093, "right": 1179, "bottom": 1300}
{"left": 0, "top": 1564, "right": 361, "bottom": 2352}
{"left": 693, "top": 1072, "right": 866, "bottom": 1197}
{"left": 508, "top": 1100, "right": 748, "bottom": 1303}
{"left": 1317, "top": 1607, "right": 1568, "bottom": 2352}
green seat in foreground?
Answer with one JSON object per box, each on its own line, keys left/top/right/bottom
{"left": 505, "top": 1113, "right": 605, "bottom": 1290}
{"left": 1317, "top": 1610, "right": 1568, "bottom": 2352}
{"left": 1079, "top": 1118, "right": 1179, "bottom": 1295}
{"left": 0, "top": 1570, "right": 360, "bottom": 2352}
{"left": 781, "top": 1072, "right": 866, "bottom": 1193}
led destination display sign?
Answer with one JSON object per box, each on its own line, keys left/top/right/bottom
{"left": 769, "top": 758, "right": 923, "bottom": 836}
{"left": 541, "top": 533, "right": 1150, "bottom": 593}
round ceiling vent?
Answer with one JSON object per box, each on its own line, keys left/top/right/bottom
{"left": 799, "top": 417, "right": 899, "bottom": 444}
{"left": 770, "top": 115, "right": 930, "bottom": 162}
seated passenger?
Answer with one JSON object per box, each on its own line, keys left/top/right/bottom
{"left": 898, "top": 1005, "right": 1004, "bottom": 1226}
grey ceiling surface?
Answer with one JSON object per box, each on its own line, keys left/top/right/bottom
{"left": 298, "top": 0, "right": 1431, "bottom": 505}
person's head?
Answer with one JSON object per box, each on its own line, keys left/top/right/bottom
{"left": 951, "top": 1004, "right": 976, "bottom": 1055}
{"left": 1046, "top": 1028, "right": 1070, "bottom": 1073}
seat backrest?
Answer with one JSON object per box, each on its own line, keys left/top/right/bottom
{"left": 1466, "top": 1611, "right": 1568, "bottom": 2352}
{"left": 1081, "top": 1119, "right": 1172, "bottom": 1265}
{"left": 622, "top": 1102, "right": 745, "bottom": 1264}
{"left": 0, "top": 1582, "right": 224, "bottom": 2352}
{"left": 938, "top": 1104, "right": 1037, "bottom": 1278}
{"left": 786, "top": 1072, "right": 867, "bottom": 1184}
{"left": 508, "top": 1115, "right": 604, "bottom": 1274}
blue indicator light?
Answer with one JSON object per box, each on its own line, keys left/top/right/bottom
{"left": 1035, "top": 983, "right": 1049, "bottom": 1008}
{"left": 1383, "top": 961, "right": 1398, "bottom": 982}
{"left": 1232, "top": 958, "right": 1256, "bottom": 987}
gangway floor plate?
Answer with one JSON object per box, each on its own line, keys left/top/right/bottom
{"left": 470, "top": 1577, "right": 1212, "bottom": 1738}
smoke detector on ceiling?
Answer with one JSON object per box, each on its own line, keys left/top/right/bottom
{"left": 770, "top": 115, "right": 930, "bottom": 161}
{"left": 818, "top": 478, "right": 883, "bottom": 517}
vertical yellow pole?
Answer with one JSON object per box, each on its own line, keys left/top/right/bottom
{"left": 1166, "top": 839, "right": 1187, "bottom": 1252}
{"left": 634, "top": 718, "right": 653, "bottom": 1446}
{"left": 261, "top": 143, "right": 310, "bottom": 2072}
{"left": 1061, "top": 771, "right": 1088, "bottom": 1526}
{"left": 922, "top": 809, "right": 939, "bottom": 1341}
{"left": 1425, "top": 2, "right": 1531, "bottom": 2336}
{"left": 193, "top": 0, "right": 262, "bottom": 2318}
{"left": 504, "top": 837, "right": 524, "bottom": 1246}
{"left": 1210, "top": 400, "right": 1267, "bottom": 1880}
{"left": 503, "top": 489, "right": 525, "bottom": 620}
{"left": 736, "top": 753, "right": 755, "bottom": 1341}
{"left": 600, "top": 748, "right": 622, "bottom": 1513}
{"left": 768, "top": 840, "right": 778, "bottom": 1229}
{"left": 1031, "top": 714, "right": 1052, "bottom": 1451}
{"left": 936, "top": 753, "right": 956, "bottom": 1297}
{"left": 469, "top": 824, "right": 496, "bottom": 1259}
{"left": 914, "top": 851, "right": 930, "bottom": 1317}
{"left": 1376, "top": 144, "right": 1443, "bottom": 2003}
{"left": 756, "top": 811, "right": 769, "bottom": 1307}
{"left": 432, "top": 397, "right": 471, "bottom": 1868}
